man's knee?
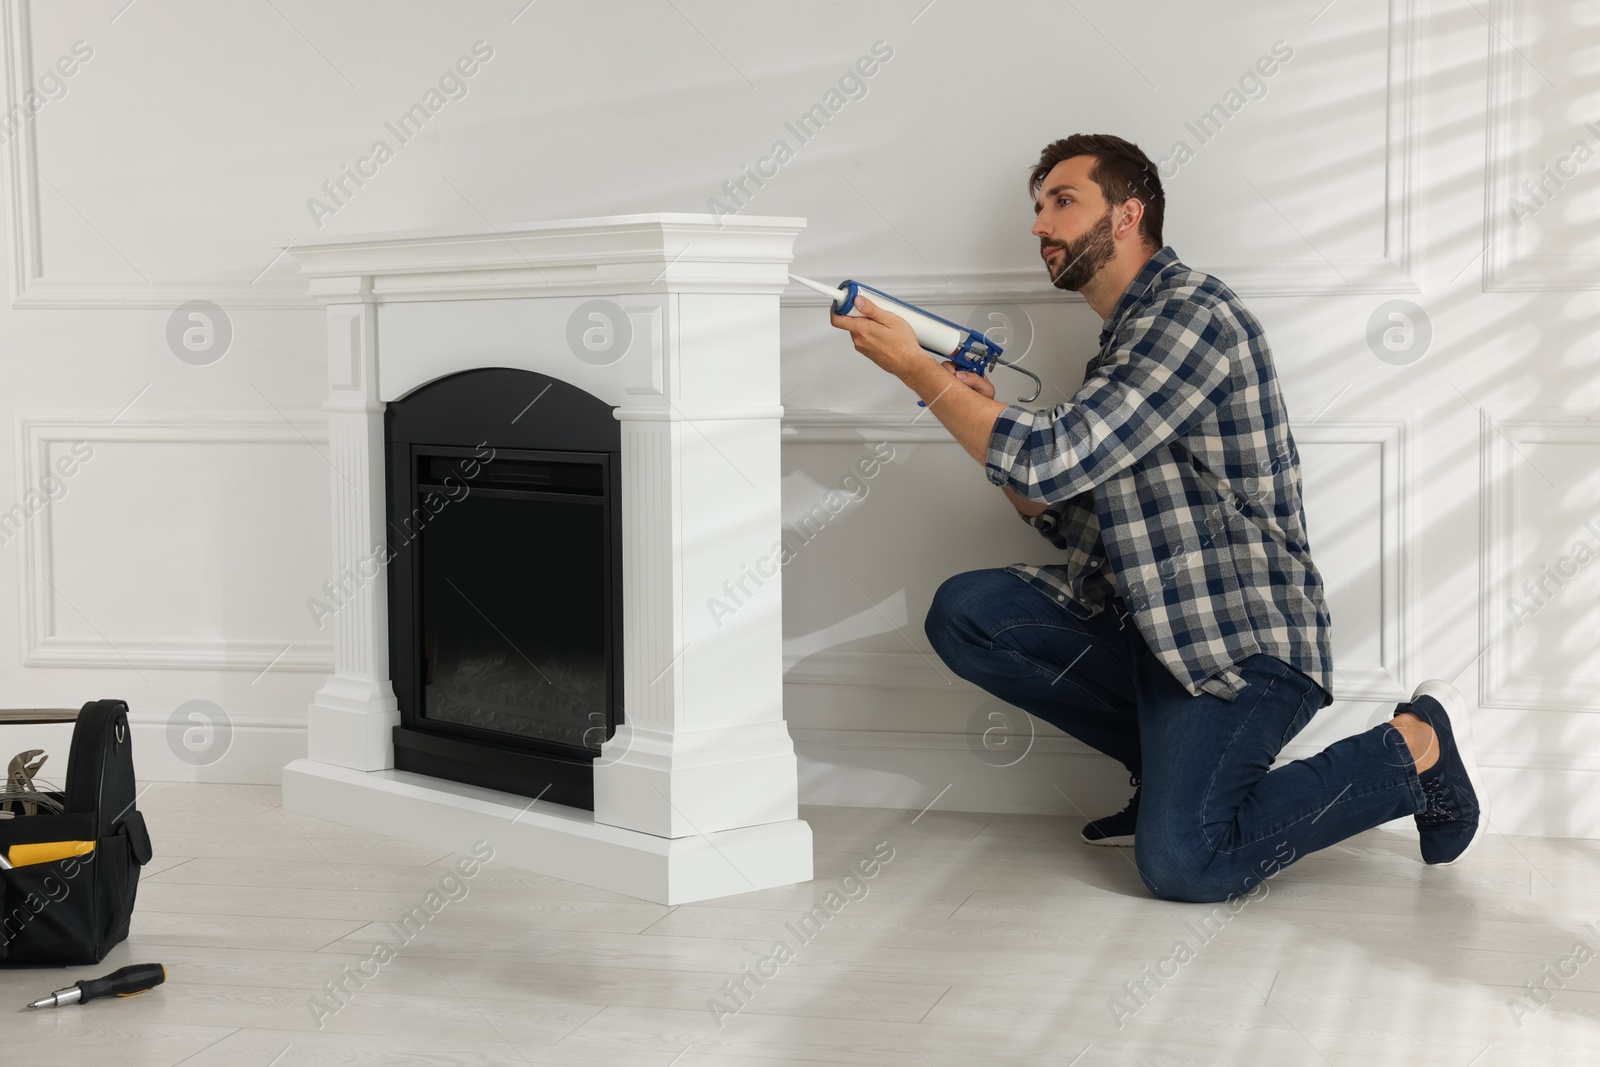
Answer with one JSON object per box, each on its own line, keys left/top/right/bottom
{"left": 1134, "top": 834, "right": 1233, "bottom": 904}
{"left": 924, "top": 569, "right": 1009, "bottom": 655}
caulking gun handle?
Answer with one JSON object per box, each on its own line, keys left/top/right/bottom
{"left": 950, "top": 352, "right": 989, "bottom": 376}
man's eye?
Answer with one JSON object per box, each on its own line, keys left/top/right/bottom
{"left": 1059, "top": 197, "right": 1070, "bottom": 207}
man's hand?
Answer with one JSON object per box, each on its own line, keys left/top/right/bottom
{"left": 828, "top": 295, "right": 922, "bottom": 377}
{"left": 937, "top": 359, "right": 996, "bottom": 399}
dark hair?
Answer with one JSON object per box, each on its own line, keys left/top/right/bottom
{"left": 1029, "top": 134, "right": 1164, "bottom": 249}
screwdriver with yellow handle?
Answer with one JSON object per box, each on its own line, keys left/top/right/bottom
{"left": 26, "top": 963, "right": 166, "bottom": 1009}
{"left": 2, "top": 839, "right": 95, "bottom": 868}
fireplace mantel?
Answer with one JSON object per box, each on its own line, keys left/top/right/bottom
{"left": 281, "top": 213, "right": 812, "bottom": 904}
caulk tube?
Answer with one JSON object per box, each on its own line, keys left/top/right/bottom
{"left": 790, "top": 274, "right": 966, "bottom": 358}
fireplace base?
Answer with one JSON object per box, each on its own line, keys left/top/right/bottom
{"left": 284, "top": 758, "right": 813, "bottom": 905}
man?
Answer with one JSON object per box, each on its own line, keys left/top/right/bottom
{"left": 826, "top": 134, "right": 1489, "bottom": 903}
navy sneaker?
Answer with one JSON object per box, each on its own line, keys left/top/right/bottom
{"left": 1401, "top": 680, "right": 1490, "bottom": 866}
{"left": 1081, "top": 774, "right": 1140, "bottom": 847}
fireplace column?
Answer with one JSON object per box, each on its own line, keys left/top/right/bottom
{"left": 304, "top": 276, "right": 399, "bottom": 770}
{"left": 598, "top": 293, "right": 794, "bottom": 837}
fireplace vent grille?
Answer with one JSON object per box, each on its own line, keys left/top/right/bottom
{"left": 419, "top": 455, "right": 603, "bottom": 496}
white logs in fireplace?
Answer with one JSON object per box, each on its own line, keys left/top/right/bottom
{"left": 281, "top": 214, "right": 813, "bottom": 905}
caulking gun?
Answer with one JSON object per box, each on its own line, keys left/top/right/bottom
{"left": 792, "top": 274, "right": 1042, "bottom": 404}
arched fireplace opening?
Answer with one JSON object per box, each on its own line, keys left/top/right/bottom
{"left": 384, "top": 367, "right": 623, "bottom": 809}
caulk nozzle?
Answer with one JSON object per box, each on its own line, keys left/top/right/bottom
{"left": 788, "top": 274, "right": 847, "bottom": 304}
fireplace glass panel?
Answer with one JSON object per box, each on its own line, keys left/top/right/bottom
{"left": 417, "top": 488, "right": 608, "bottom": 753}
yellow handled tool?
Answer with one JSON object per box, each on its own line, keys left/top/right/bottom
{"left": 5, "top": 840, "right": 95, "bottom": 867}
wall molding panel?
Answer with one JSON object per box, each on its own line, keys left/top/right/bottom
{"left": 1306, "top": 417, "right": 1417, "bottom": 703}
{"left": 0, "top": 0, "right": 314, "bottom": 309}
{"left": 779, "top": 0, "right": 1419, "bottom": 302}
{"left": 780, "top": 412, "right": 1416, "bottom": 704}
{"left": 3, "top": 0, "right": 1415, "bottom": 308}
{"left": 14, "top": 410, "right": 334, "bottom": 672}
{"left": 1482, "top": 0, "right": 1600, "bottom": 291}
{"left": 1479, "top": 410, "right": 1600, "bottom": 712}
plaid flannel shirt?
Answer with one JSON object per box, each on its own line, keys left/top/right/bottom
{"left": 985, "top": 246, "right": 1333, "bottom": 705}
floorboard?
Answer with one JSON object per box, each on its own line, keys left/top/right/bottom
{"left": 1, "top": 782, "right": 1595, "bottom": 1065}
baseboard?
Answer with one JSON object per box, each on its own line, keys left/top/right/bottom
{"left": 133, "top": 721, "right": 307, "bottom": 785}
{"left": 86, "top": 718, "right": 1600, "bottom": 840}
{"left": 792, "top": 728, "right": 1600, "bottom": 840}
{"left": 0, "top": 719, "right": 308, "bottom": 787}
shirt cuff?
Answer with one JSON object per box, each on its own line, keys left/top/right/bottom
{"left": 1199, "top": 668, "right": 1247, "bottom": 701}
{"left": 1022, "top": 500, "right": 1060, "bottom": 535}
{"left": 984, "top": 402, "right": 1036, "bottom": 489}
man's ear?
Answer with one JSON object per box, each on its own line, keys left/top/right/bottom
{"left": 1116, "top": 198, "right": 1145, "bottom": 241}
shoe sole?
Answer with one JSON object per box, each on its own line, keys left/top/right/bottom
{"left": 1080, "top": 834, "right": 1135, "bottom": 848}
{"left": 1413, "top": 678, "right": 1491, "bottom": 866}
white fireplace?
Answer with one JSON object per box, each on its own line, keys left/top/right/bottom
{"left": 280, "top": 213, "right": 813, "bottom": 905}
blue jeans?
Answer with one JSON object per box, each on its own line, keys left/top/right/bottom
{"left": 925, "top": 569, "right": 1429, "bottom": 903}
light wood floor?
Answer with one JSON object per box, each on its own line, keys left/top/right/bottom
{"left": 1, "top": 781, "right": 1597, "bottom": 1066}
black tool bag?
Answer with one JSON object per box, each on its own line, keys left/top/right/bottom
{"left": 0, "top": 699, "right": 153, "bottom": 965}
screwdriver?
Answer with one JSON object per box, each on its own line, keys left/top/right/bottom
{"left": 26, "top": 963, "right": 166, "bottom": 1009}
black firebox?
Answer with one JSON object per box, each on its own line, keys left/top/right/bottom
{"left": 384, "top": 368, "right": 623, "bottom": 810}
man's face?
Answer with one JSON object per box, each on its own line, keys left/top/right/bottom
{"left": 1032, "top": 155, "right": 1117, "bottom": 292}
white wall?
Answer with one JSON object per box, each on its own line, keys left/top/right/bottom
{"left": 1, "top": 0, "right": 1595, "bottom": 837}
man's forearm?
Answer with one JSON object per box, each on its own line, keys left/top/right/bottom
{"left": 897, "top": 357, "right": 1008, "bottom": 465}
{"left": 891, "top": 359, "right": 1043, "bottom": 516}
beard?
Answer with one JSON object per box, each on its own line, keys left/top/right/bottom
{"left": 1044, "top": 207, "right": 1116, "bottom": 292}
